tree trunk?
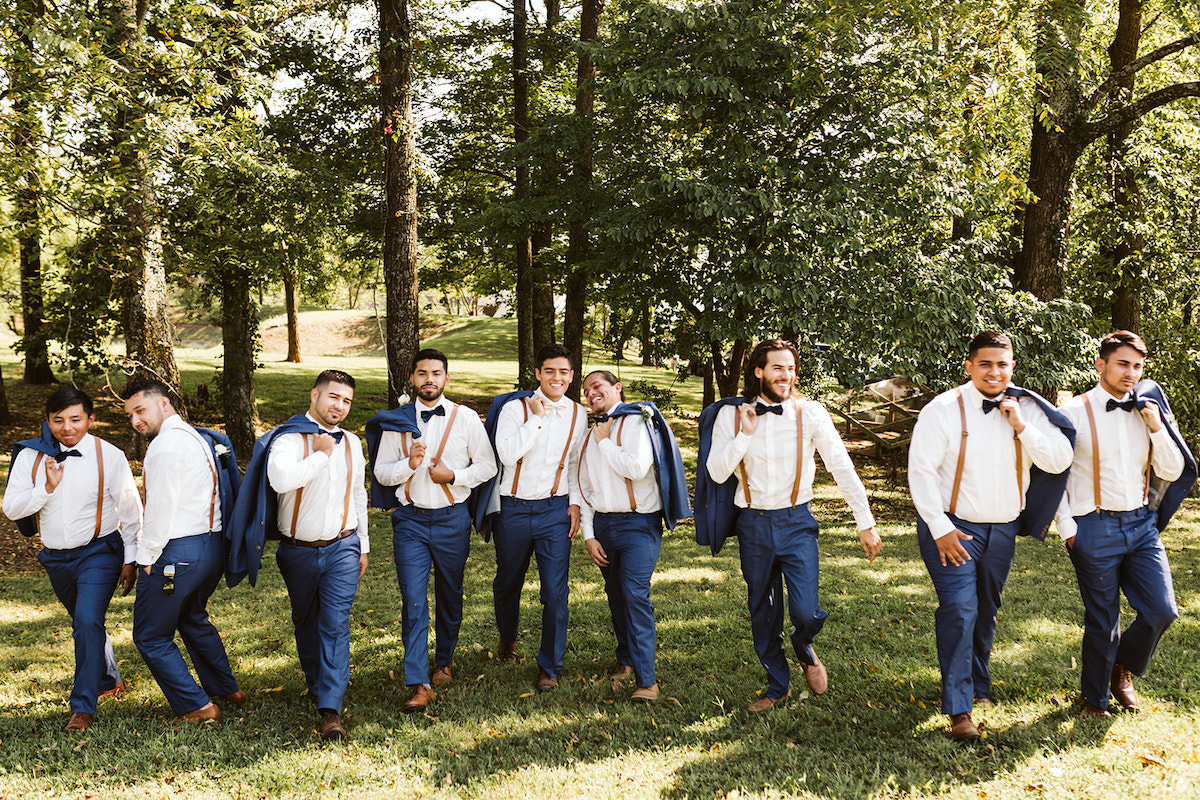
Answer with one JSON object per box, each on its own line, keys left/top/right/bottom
{"left": 563, "top": 0, "right": 605, "bottom": 400}
{"left": 639, "top": 299, "right": 654, "bottom": 366}
{"left": 1106, "top": 0, "right": 1144, "bottom": 333}
{"left": 532, "top": 223, "right": 556, "bottom": 349}
{"left": 220, "top": 260, "right": 256, "bottom": 458}
{"left": 514, "top": 0, "right": 535, "bottom": 386}
{"left": 710, "top": 338, "right": 747, "bottom": 399}
{"left": 380, "top": 0, "right": 421, "bottom": 406}
{"left": 109, "top": 0, "right": 184, "bottom": 407}
{"left": 284, "top": 265, "right": 302, "bottom": 363}
{"left": 0, "top": 367, "right": 11, "bottom": 425}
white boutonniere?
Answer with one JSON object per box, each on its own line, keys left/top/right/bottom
{"left": 398, "top": 393, "right": 411, "bottom": 406}
{"left": 214, "top": 444, "right": 230, "bottom": 458}
{"left": 639, "top": 405, "right": 654, "bottom": 422}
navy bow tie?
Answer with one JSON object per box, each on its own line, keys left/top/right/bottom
{"left": 421, "top": 406, "right": 446, "bottom": 423}
{"left": 982, "top": 398, "right": 1003, "bottom": 414}
{"left": 317, "top": 430, "right": 344, "bottom": 444}
{"left": 54, "top": 449, "right": 82, "bottom": 463}
{"left": 1107, "top": 398, "right": 1137, "bottom": 413}
{"left": 755, "top": 403, "right": 784, "bottom": 416}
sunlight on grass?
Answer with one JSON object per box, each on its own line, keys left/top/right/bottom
{"left": 652, "top": 567, "right": 727, "bottom": 584}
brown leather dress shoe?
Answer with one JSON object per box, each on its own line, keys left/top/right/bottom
{"left": 631, "top": 683, "right": 659, "bottom": 703}
{"left": 179, "top": 703, "right": 220, "bottom": 724}
{"left": 747, "top": 691, "right": 790, "bottom": 713}
{"left": 320, "top": 711, "right": 346, "bottom": 740}
{"left": 1111, "top": 663, "right": 1140, "bottom": 711}
{"left": 403, "top": 685, "right": 435, "bottom": 714}
{"left": 610, "top": 663, "right": 634, "bottom": 678}
{"left": 220, "top": 690, "right": 248, "bottom": 708}
{"left": 1079, "top": 700, "right": 1112, "bottom": 718}
{"left": 98, "top": 681, "right": 124, "bottom": 703}
{"left": 536, "top": 668, "right": 558, "bottom": 692}
{"left": 431, "top": 665, "right": 452, "bottom": 686}
{"left": 497, "top": 639, "right": 518, "bottom": 664}
{"left": 802, "top": 650, "right": 828, "bottom": 695}
{"left": 949, "top": 712, "right": 979, "bottom": 741}
{"left": 65, "top": 712, "right": 93, "bottom": 732}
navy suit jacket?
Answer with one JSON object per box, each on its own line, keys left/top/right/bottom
{"left": 225, "top": 415, "right": 323, "bottom": 588}
{"left": 603, "top": 401, "right": 692, "bottom": 532}
{"left": 1001, "top": 386, "right": 1077, "bottom": 540}
{"left": 694, "top": 397, "right": 747, "bottom": 555}
{"left": 472, "top": 390, "right": 535, "bottom": 541}
{"left": 1134, "top": 379, "right": 1197, "bottom": 532}
{"left": 9, "top": 422, "right": 66, "bottom": 538}
{"left": 365, "top": 405, "right": 422, "bottom": 511}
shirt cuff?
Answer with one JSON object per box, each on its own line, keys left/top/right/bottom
{"left": 1056, "top": 516, "right": 1077, "bottom": 540}
{"left": 927, "top": 515, "right": 957, "bottom": 539}
{"left": 1016, "top": 423, "right": 1043, "bottom": 447}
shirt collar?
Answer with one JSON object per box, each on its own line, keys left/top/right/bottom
{"left": 58, "top": 433, "right": 91, "bottom": 452}
{"left": 304, "top": 412, "right": 341, "bottom": 434}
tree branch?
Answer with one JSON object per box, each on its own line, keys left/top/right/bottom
{"left": 1080, "top": 34, "right": 1199, "bottom": 117}
{"left": 1080, "top": 81, "right": 1200, "bottom": 141}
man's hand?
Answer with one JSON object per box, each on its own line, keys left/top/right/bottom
{"left": 568, "top": 504, "right": 581, "bottom": 540}
{"left": 1065, "top": 536, "right": 1076, "bottom": 551}
{"left": 935, "top": 529, "right": 973, "bottom": 566}
{"left": 859, "top": 526, "right": 882, "bottom": 561}
{"left": 312, "top": 431, "right": 335, "bottom": 456}
{"left": 527, "top": 396, "right": 545, "bottom": 418}
{"left": 585, "top": 538, "right": 609, "bottom": 567}
{"left": 44, "top": 460, "right": 64, "bottom": 493}
{"left": 407, "top": 441, "right": 426, "bottom": 470}
{"left": 737, "top": 403, "right": 759, "bottom": 436}
{"left": 142, "top": 565, "right": 151, "bottom": 575}
{"left": 118, "top": 564, "right": 137, "bottom": 596}
{"left": 358, "top": 554, "right": 369, "bottom": 579}
{"left": 999, "top": 397, "right": 1026, "bottom": 434}
{"left": 1139, "top": 399, "right": 1164, "bottom": 433}
{"left": 428, "top": 457, "right": 455, "bottom": 484}
{"left": 593, "top": 420, "right": 612, "bottom": 441}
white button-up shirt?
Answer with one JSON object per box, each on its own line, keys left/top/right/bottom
{"left": 578, "top": 405, "right": 662, "bottom": 540}
{"left": 138, "top": 414, "right": 222, "bottom": 566}
{"left": 267, "top": 414, "right": 370, "bottom": 552}
{"left": 706, "top": 398, "right": 875, "bottom": 529}
{"left": 908, "top": 382, "right": 1075, "bottom": 539}
{"left": 3, "top": 432, "right": 143, "bottom": 561}
{"left": 495, "top": 390, "right": 586, "bottom": 505}
{"left": 1054, "top": 385, "right": 1184, "bottom": 539}
{"left": 373, "top": 397, "right": 497, "bottom": 509}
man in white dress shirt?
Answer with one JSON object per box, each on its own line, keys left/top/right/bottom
{"left": 490, "top": 344, "right": 587, "bottom": 691}
{"left": 1055, "top": 331, "right": 1186, "bottom": 717}
{"left": 705, "top": 339, "right": 882, "bottom": 712}
{"left": 909, "top": 332, "right": 1074, "bottom": 740}
{"left": 121, "top": 379, "right": 244, "bottom": 723}
{"left": 266, "top": 370, "right": 368, "bottom": 739}
{"left": 3, "top": 387, "right": 143, "bottom": 732}
{"left": 372, "top": 349, "right": 497, "bottom": 713}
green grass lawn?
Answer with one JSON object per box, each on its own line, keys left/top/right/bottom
{"left": 2, "top": 321, "right": 1200, "bottom": 799}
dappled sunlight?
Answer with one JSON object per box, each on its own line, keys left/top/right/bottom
{"left": 0, "top": 602, "right": 58, "bottom": 624}
{"left": 651, "top": 566, "right": 726, "bottom": 585}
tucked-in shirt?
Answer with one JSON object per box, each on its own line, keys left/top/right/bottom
{"left": 706, "top": 397, "right": 875, "bottom": 529}
{"left": 267, "top": 414, "right": 370, "bottom": 553}
{"left": 578, "top": 405, "right": 662, "bottom": 540}
{"left": 138, "top": 414, "right": 222, "bottom": 566}
{"left": 3, "top": 432, "right": 143, "bottom": 561}
{"left": 495, "top": 389, "right": 586, "bottom": 506}
{"left": 909, "top": 382, "right": 1074, "bottom": 539}
{"left": 1054, "top": 385, "right": 1185, "bottom": 539}
{"left": 373, "top": 397, "right": 497, "bottom": 509}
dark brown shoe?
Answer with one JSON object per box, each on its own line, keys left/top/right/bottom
{"left": 220, "top": 690, "right": 248, "bottom": 708}
{"left": 320, "top": 711, "right": 346, "bottom": 740}
{"left": 631, "top": 683, "right": 659, "bottom": 703}
{"left": 403, "top": 685, "right": 435, "bottom": 714}
{"left": 949, "top": 712, "right": 979, "bottom": 741}
{"left": 535, "top": 668, "right": 558, "bottom": 693}
{"left": 1079, "top": 700, "right": 1112, "bottom": 718}
{"left": 65, "top": 712, "right": 93, "bottom": 732}
{"left": 431, "top": 665, "right": 452, "bottom": 687}
{"left": 497, "top": 639, "right": 517, "bottom": 664}
{"left": 802, "top": 649, "right": 828, "bottom": 695}
{"left": 98, "top": 681, "right": 124, "bottom": 703}
{"left": 179, "top": 703, "right": 219, "bottom": 724}
{"left": 610, "top": 662, "right": 634, "bottom": 679}
{"left": 747, "top": 691, "right": 790, "bottom": 713}
{"left": 1111, "top": 663, "right": 1140, "bottom": 711}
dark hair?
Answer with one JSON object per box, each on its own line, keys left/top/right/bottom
{"left": 536, "top": 343, "right": 572, "bottom": 369}
{"left": 967, "top": 331, "right": 1013, "bottom": 359}
{"left": 742, "top": 339, "right": 799, "bottom": 400}
{"left": 120, "top": 378, "right": 173, "bottom": 402}
{"left": 314, "top": 369, "right": 356, "bottom": 390}
{"left": 1099, "top": 329, "right": 1148, "bottom": 360}
{"left": 411, "top": 348, "right": 448, "bottom": 373}
{"left": 46, "top": 386, "right": 94, "bottom": 417}
{"left": 582, "top": 370, "right": 626, "bottom": 402}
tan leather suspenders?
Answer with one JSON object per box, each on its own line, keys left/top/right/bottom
{"left": 733, "top": 399, "right": 804, "bottom": 509}
{"left": 947, "top": 388, "right": 1024, "bottom": 516}
{"left": 30, "top": 437, "right": 106, "bottom": 539}
{"left": 1081, "top": 396, "right": 1152, "bottom": 510}
{"left": 400, "top": 404, "right": 461, "bottom": 505}
{"left": 289, "top": 434, "right": 355, "bottom": 538}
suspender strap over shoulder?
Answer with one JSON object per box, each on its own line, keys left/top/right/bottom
{"left": 29, "top": 439, "right": 108, "bottom": 539}
{"left": 288, "top": 434, "right": 355, "bottom": 539}
{"left": 948, "top": 388, "right": 969, "bottom": 517}
{"left": 791, "top": 399, "right": 804, "bottom": 507}
{"left": 509, "top": 399, "right": 530, "bottom": 495}
{"left": 1082, "top": 395, "right": 1153, "bottom": 510}
{"left": 549, "top": 404, "right": 579, "bottom": 496}
{"left": 614, "top": 417, "right": 637, "bottom": 511}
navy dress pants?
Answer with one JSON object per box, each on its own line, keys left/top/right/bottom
{"left": 392, "top": 504, "right": 471, "bottom": 686}
{"left": 918, "top": 515, "right": 1018, "bottom": 715}
{"left": 38, "top": 531, "right": 124, "bottom": 714}
{"left": 594, "top": 511, "right": 661, "bottom": 688}
{"left": 276, "top": 532, "right": 362, "bottom": 715}
{"left": 736, "top": 504, "right": 825, "bottom": 700}
{"left": 1069, "top": 507, "right": 1177, "bottom": 710}
{"left": 133, "top": 531, "right": 239, "bottom": 715}
{"left": 493, "top": 495, "right": 572, "bottom": 677}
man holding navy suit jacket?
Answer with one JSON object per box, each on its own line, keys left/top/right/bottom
{"left": 1055, "top": 330, "right": 1195, "bottom": 718}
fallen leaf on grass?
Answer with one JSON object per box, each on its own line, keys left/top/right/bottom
{"left": 666, "top": 697, "right": 682, "bottom": 707}
{"left": 519, "top": 692, "right": 534, "bottom": 698}
{"left": 1139, "top": 754, "right": 1168, "bottom": 770}
{"left": 263, "top": 686, "right": 283, "bottom": 693}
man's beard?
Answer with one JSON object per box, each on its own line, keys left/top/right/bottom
{"left": 759, "top": 381, "right": 789, "bottom": 404}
